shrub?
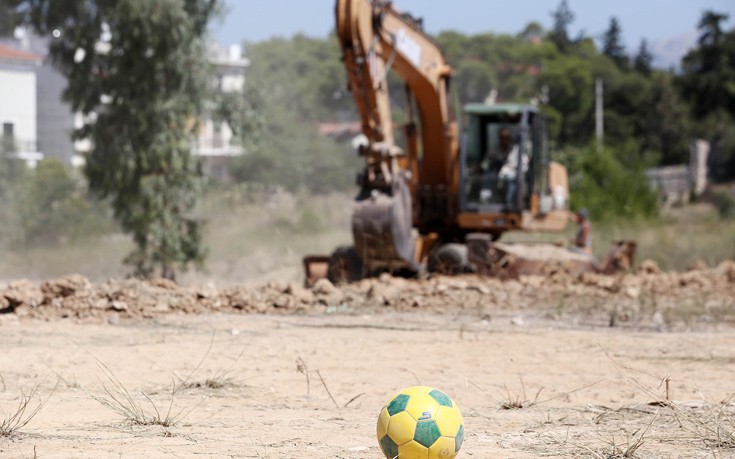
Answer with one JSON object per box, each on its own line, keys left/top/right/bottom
{"left": 564, "top": 142, "right": 659, "bottom": 221}
{"left": 5, "top": 159, "right": 115, "bottom": 248}
{"left": 712, "top": 190, "right": 735, "bottom": 220}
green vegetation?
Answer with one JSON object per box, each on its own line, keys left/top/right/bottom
{"left": 0, "top": 157, "right": 113, "bottom": 251}
{"left": 504, "top": 203, "right": 735, "bottom": 271}
{"left": 17, "top": 159, "right": 112, "bottom": 247}
{"left": 712, "top": 189, "right": 735, "bottom": 220}
{"left": 679, "top": 11, "right": 735, "bottom": 182}
{"left": 564, "top": 143, "right": 658, "bottom": 221}
{"left": 1, "top": 187, "right": 733, "bottom": 282}
{"left": 228, "top": 35, "right": 360, "bottom": 193}
{"left": 230, "top": 3, "right": 734, "bottom": 219}
{"left": 1, "top": 1, "right": 734, "bottom": 280}
{"left": 10, "top": 0, "right": 220, "bottom": 279}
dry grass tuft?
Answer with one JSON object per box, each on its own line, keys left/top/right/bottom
{"left": 89, "top": 361, "right": 180, "bottom": 427}
{"left": 0, "top": 384, "right": 49, "bottom": 437}
{"left": 669, "top": 396, "right": 735, "bottom": 450}
{"left": 500, "top": 374, "right": 544, "bottom": 410}
{"left": 176, "top": 332, "right": 252, "bottom": 391}
{"left": 602, "top": 346, "right": 735, "bottom": 455}
{"left": 588, "top": 435, "right": 646, "bottom": 459}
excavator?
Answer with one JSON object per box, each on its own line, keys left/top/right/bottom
{"left": 303, "top": 0, "right": 635, "bottom": 285}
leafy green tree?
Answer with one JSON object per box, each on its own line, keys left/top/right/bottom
{"left": 549, "top": 0, "right": 575, "bottom": 53}
{"left": 566, "top": 142, "right": 659, "bottom": 221}
{"left": 602, "top": 70, "right": 651, "bottom": 144}
{"left": 517, "top": 21, "right": 545, "bottom": 43}
{"left": 244, "top": 34, "right": 353, "bottom": 120}
{"left": 0, "top": 1, "right": 20, "bottom": 36}
{"left": 601, "top": 17, "right": 628, "bottom": 69}
{"left": 633, "top": 38, "right": 653, "bottom": 75}
{"left": 640, "top": 73, "right": 691, "bottom": 165}
{"left": 214, "top": 85, "right": 264, "bottom": 152}
{"left": 699, "top": 11, "right": 730, "bottom": 46}
{"left": 228, "top": 89, "right": 358, "bottom": 194}
{"left": 680, "top": 11, "right": 733, "bottom": 118}
{"left": 233, "top": 34, "right": 359, "bottom": 193}
{"left": 537, "top": 55, "right": 595, "bottom": 144}
{"left": 679, "top": 10, "right": 735, "bottom": 180}
{"left": 437, "top": 30, "right": 556, "bottom": 105}
{"left": 454, "top": 59, "right": 496, "bottom": 103}
{"left": 10, "top": 0, "right": 220, "bottom": 279}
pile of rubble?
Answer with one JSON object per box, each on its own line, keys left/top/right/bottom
{"left": 1, "top": 260, "right": 734, "bottom": 328}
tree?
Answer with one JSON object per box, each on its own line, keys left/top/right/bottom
{"left": 0, "top": 1, "right": 21, "bottom": 36}
{"left": 699, "top": 11, "right": 730, "bottom": 46}
{"left": 633, "top": 38, "right": 653, "bottom": 75}
{"left": 537, "top": 55, "right": 595, "bottom": 145}
{"left": 566, "top": 142, "right": 658, "bottom": 221}
{"left": 639, "top": 73, "right": 690, "bottom": 165}
{"left": 602, "top": 17, "right": 628, "bottom": 69}
{"left": 679, "top": 10, "right": 735, "bottom": 180}
{"left": 10, "top": 0, "right": 220, "bottom": 279}
{"left": 518, "top": 21, "right": 545, "bottom": 43}
{"left": 549, "top": 0, "right": 575, "bottom": 52}
{"left": 214, "top": 85, "right": 264, "bottom": 153}
{"left": 230, "top": 34, "right": 359, "bottom": 194}
{"left": 680, "top": 10, "right": 732, "bottom": 117}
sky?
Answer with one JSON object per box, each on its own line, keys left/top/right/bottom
{"left": 213, "top": 0, "right": 735, "bottom": 68}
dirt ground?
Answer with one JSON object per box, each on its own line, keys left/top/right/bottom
{"left": 1, "top": 263, "right": 735, "bottom": 458}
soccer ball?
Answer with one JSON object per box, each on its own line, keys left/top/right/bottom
{"left": 377, "top": 386, "right": 464, "bottom": 459}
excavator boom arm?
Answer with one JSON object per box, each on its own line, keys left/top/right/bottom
{"left": 335, "top": 0, "right": 458, "bottom": 197}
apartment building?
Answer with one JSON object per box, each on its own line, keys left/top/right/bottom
{"left": 0, "top": 41, "right": 43, "bottom": 167}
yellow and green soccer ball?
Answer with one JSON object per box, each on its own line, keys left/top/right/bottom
{"left": 377, "top": 386, "right": 464, "bottom": 458}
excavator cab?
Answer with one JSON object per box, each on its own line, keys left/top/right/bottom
{"left": 457, "top": 103, "right": 569, "bottom": 235}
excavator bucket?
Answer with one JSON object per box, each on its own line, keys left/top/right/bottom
{"left": 351, "top": 173, "right": 417, "bottom": 273}
{"left": 302, "top": 255, "right": 330, "bottom": 288}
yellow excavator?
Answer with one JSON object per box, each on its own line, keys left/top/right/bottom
{"left": 303, "top": 0, "right": 634, "bottom": 284}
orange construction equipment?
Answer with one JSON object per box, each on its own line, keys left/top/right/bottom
{"left": 304, "top": 0, "right": 633, "bottom": 284}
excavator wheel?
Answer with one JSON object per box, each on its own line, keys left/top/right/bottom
{"left": 427, "top": 243, "right": 472, "bottom": 275}
{"left": 327, "top": 246, "right": 363, "bottom": 284}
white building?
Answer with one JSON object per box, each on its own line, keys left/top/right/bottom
{"left": 1, "top": 36, "right": 249, "bottom": 178}
{"left": 2, "top": 30, "right": 75, "bottom": 167}
{"left": 192, "top": 43, "right": 250, "bottom": 181}
{"left": 0, "top": 42, "right": 43, "bottom": 167}
{"left": 74, "top": 42, "right": 251, "bottom": 180}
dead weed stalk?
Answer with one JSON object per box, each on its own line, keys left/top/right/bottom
{"left": 0, "top": 383, "right": 52, "bottom": 437}
{"left": 89, "top": 360, "right": 186, "bottom": 427}
{"left": 500, "top": 373, "right": 544, "bottom": 410}
{"left": 603, "top": 346, "right": 735, "bottom": 453}
{"left": 670, "top": 394, "right": 735, "bottom": 450}
{"left": 296, "top": 357, "right": 310, "bottom": 396}
{"left": 467, "top": 374, "right": 601, "bottom": 411}
{"left": 176, "top": 333, "right": 253, "bottom": 391}
{"left": 596, "top": 414, "right": 654, "bottom": 458}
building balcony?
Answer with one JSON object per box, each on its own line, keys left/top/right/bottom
{"left": 1, "top": 137, "right": 44, "bottom": 168}
{"left": 190, "top": 135, "right": 244, "bottom": 158}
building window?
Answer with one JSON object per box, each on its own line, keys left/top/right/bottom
{"left": 2, "top": 122, "right": 13, "bottom": 138}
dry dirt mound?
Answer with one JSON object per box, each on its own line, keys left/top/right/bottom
{"left": 1, "top": 261, "right": 734, "bottom": 327}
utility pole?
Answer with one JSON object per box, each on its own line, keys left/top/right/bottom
{"left": 595, "top": 77, "right": 604, "bottom": 150}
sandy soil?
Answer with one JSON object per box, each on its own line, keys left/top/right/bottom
{"left": 1, "top": 265, "right": 735, "bottom": 458}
